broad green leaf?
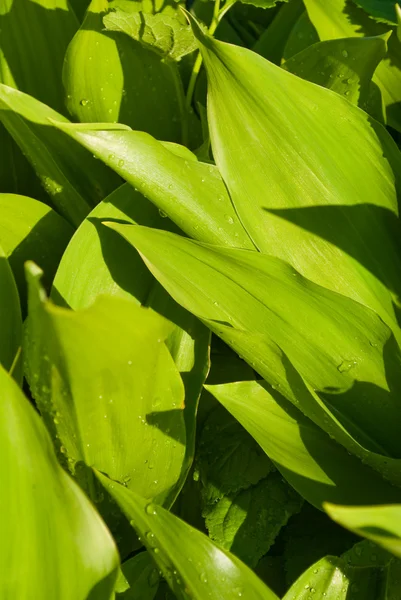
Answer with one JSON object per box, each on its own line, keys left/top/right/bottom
{"left": 25, "top": 263, "right": 187, "bottom": 508}
{"left": 51, "top": 183, "right": 210, "bottom": 508}
{"left": 206, "top": 379, "right": 401, "bottom": 508}
{"left": 352, "top": 0, "right": 398, "bottom": 25}
{"left": 96, "top": 471, "right": 280, "bottom": 600}
{"left": 118, "top": 552, "right": 160, "bottom": 599}
{"left": 325, "top": 503, "right": 401, "bottom": 558}
{"left": 190, "top": 18, "right": 401, "bottom": 332}
{"left": 283, "top": 545, "right": 395, "bottom": 600}
{"left": 0, "top": 245, "right": 22, "bottom": 381}
{"left": 0, "top": 85, "right": 120, "bottom": 226}
{"left": 303, "top": 0, "right": 401, "bottom": 132}
{"left": 106, "top": 224, "right": 401, "bottom": 488}
{"left": 0, "top": 365, "right": 119, "bottom": 599}
{"left": 283, "top": 35, "right": 388, "bottom": 109}
{"left": 0, "top": 0, "right": 78, "bottom": 114}
{"left": 103, "top": 7, "right": 197, "bottom": 60}
{"left": 252, "top": 0, "right": 304, "bottom": 63}
{"left": 63, "top": 0, "right": 184, "bottom": 142}
{"left": 282, "top": 9, "right": 319, "bottom": 59}
{"left": 50, "top": 121, "right": 254, "bottom": 248}
{"left": 203, "top": 474, "right": 302, "bottom": 568}
{"left": 198, "top": 405, "right": 274, "bottom": 503}
{"left": 0, "top": 193, "right": 73, "bottom": 309}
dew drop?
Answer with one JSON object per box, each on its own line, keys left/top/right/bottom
{"left": 159, "top": 209, "right": 168, "bottom": 218}
{"left": 127, "top": 360, "right": 132, "bottom": 365}
{"left": 337, "top": 360, "right": 357, "bottom": 373}
{"left": 342, "top": 49, "right": 349, "bottom": 58}
{"left": 80, "top": 99, "right": 89, "bottom": 106}
{"left": 224, "top": 214, "right": 234, "bottom": 224}
{"left": 199, "top": 572, "right": 208, "bottom": 583}
{"left": 146, "top": 503, "right": 157, "bottom": 515}
{"left": 118, "top": 159, "right": 125, "bottom": 167}
{"left": 148, "top": 568, "right": 159, "bottom": 587}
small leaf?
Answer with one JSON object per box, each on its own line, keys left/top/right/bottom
{"left": 103, "top": 8, "right": 197, "bottom": 60}
{"left": 96, "top": 471, "right": 280, "bottom": 600}
{"left": 325, "top": 503, "right": 401, "bottom": 559}
{"left": 118, "top": 552, "right": 160, "bottom": 599}
{"left": 0, "top": 365, "right": 119, "bottom": 599}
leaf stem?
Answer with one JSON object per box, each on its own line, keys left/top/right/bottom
{"left": 184, "top": 0, "right": 234, "bottom": 119}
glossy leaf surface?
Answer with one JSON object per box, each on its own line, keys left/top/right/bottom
{"left": 325, "top": 503, "right": 401, "bottom": 558}
{"left": 303, "top": 0, "right": 401, "bottom": 132}
{"left": 191, "top": 19, "right": 401, "bottom": 332}
{"left": 0, "top": 365, "right": 119, "bottom": 599}
{"left": 51, "top": 122, "right": 254, "bottom": 248}
{"left": 97, "top": 471, "right": 280, "bottom": 600}
{"left": 25, "top": 264, "right": 187, "bottom": 507}
{"left": 0, "top": 85, "right": 119, "bottom": 226}
{"left": 107, "top": 224, "right": 401, "bottom": 487}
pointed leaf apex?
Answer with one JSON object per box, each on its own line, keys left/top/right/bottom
{"left": 179, "top": 7, "right": 213, "bottom": 50}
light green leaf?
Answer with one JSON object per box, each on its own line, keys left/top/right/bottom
{"left": 0, "top": 193, "right": 73, "bottom": 310}
{"left": 105, "top": 224, "right": 401, "bottom": 489}
{"left": 206, "top": 379, "right": 401, "bottom": 508}
{"left": 25, "top": 263, "right": 187, "bottom": 508}
{"left": 237, "top": 0, "right": 288, "bottom": 9}
{"left": 303, "top": 0, "right": 401, "bottom": 132}
{"left": 0, "top": 85, "right": 120, "bottom": 226}
{"left": 203, "top": 474, "right": 302, "bottom": 568}
{"left": 0, "top": 0, "right": 78, "bottom": 114}
{"left": 0, "top": 364, "right": 119, "bottom": 599}
{"left": 50, "top": 121, "right": 254, "bottom": 248}
{"left": 63, "top": 0, "right": 184, "bottom": 142}
{"left": 283, "top": 34, "right": 388, "bottom": 109}
{"left": 283, "top": 546, "right": 394, "bottom": 600}
{"left": 190, "top": 18, "right": 401, "bottom": 332}
{"left": 51, "top": 183, "right": 210, "bottom": 510}
{"left": 0, "top": 245, "right": 22, "bottom": 381}
{"left": 352, "top": 0, "right": 398, "bottom": 25}
{"left": 118, "top": 552, "right": 160, "bottom": 599}
{"left": 325, "top": 503, "right": 401, "bottom": 559}
{"left": 103, "top": 7, "right": 197, "bottom": 60}
{"left": 96, "top": 471, "right": 280, "bottom": 600}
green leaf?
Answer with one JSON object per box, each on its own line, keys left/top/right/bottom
{"left": 0, "top": 85, "right": 120, "bottom": 226}
{"left": 51, "top": 183, "right": 210, "bottom": 509}
{"left": 0, "top": 245, "right": 22, "bottom": 381}
{"left": 0, "top": 193, "right": 73, "bottom": 311}
{"left": 237, "top": 0, "right": 288, "bottom": 9}
{"left": 103, "top": 7, "right": 197, "bottom": 60}
{"left": 118, "top": 552, "right": 160, "bottom": 599}
{"left": 283, "top": 34, "right": 388, "bottom": 109}
{"left": 63, "top": 0, "right": 184, "bottom": 143}
{"left": 96, "top": 471, "right": 280, "bottom": 600}
{"left": 203, "top": 473, "right": 302, "bottom": 568}
{"left": 283, "top": 548, "right": 394, "bottom": 600}
{"left": 325, "top": 503, "right": 401, "bottom": 559}
{"left": 0, "top": 364, "right": 119, "bottom": 599}
{"left": 352, "top": 0, "right": 398, "bottom": 25}
{"left": 303, "top": 0, "right": 401, "bottom": 132}
{"left": 25, "top": 264, "right": 187, "bottom": 508}
{"left": 0, "top": 0, "right": 78, "bottom": 114}
{"left": 206, "top": 379, "right": 401, "bottom": 508}
{"left": 282, "top": 10, "right": 319, "bottom": 60}
{"left": 107, "top": 224, "right": 401, "bottom": 461}
{"left": 50, "top": 122, "right": 254, "bottom": 248}
{"left": 190, "top": 19, "right": 401, "bottom": 333}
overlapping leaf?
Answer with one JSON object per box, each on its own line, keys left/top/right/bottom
{"left": 189, "top": 16, "right": 401, "bottom": 334}
{"left": 50, "top": 121, "right": 254, "bottom": 247}
{"left": 63, "top": 0, "right": 184, "bottom": 142}
{"left": 0, "top": 365, "right": 119, "bottom": 599}
{"left": 303, "top": 0, "right": 401, "bottom": 132}
{"left": 106, "top": 224, "right": 401, "bottom": 489}
{"left": 96, "top": 471, "right": 280, "bottom": 600}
